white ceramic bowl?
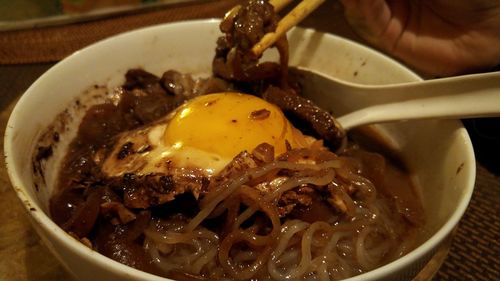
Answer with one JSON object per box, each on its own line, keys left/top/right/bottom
{"left": 5, "top": 19, "right": 475, "bottom": 281}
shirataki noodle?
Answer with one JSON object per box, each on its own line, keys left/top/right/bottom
{"left": 141, "top": 147, "right": 420, "bottom": 280}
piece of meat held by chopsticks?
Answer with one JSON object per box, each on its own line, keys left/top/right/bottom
{"left": 215, "top": 0, "right": 325, "bottom": 82}
{"left": 252, "top": 0, "right": 326, "bottom": 57}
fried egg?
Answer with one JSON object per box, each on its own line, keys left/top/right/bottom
{"left": 102, "top": 92, "right": 311, "bottom": 177}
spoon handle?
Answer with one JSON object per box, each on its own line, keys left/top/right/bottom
{"left": 337, "top": 72, "right": 500, "bottom": 130}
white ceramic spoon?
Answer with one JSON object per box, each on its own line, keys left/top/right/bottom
{"left": 293, "top": 68, "right": 500, "bottom": 130}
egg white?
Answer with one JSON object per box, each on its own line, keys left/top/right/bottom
{"left": 101, "top": 117, "right": 232, "bottom": 178}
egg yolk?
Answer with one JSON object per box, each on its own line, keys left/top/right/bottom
{"left": 163, "top": 93, "right": 308, "bottom": 159}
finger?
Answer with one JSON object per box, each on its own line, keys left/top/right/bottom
{"left": 339, "top": 0, "right": 392, "bottom": 40}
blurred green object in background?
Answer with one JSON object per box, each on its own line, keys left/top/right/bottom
{"left": 0, "top": 0, "right": 61, "bottom": 21}
{"left": 0, "top": 0, "right": 164, "bottom": 21}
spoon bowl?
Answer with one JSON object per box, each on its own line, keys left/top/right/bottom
{"left": 292, "top": 68, "right": 500, "bottom": 130}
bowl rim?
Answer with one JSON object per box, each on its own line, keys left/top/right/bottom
{"left": 4, "top": 18, "right": 476, "bottom": 281}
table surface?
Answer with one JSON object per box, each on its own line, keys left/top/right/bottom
{"left": 0, "top": 1, "right": 498, "bottom": 280}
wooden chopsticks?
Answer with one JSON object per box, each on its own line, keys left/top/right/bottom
{"left": 269, "top": 0, "right": 295, "bottom": 12}
{"left": 251, "top": 0, "right": 325, "bottom": 57}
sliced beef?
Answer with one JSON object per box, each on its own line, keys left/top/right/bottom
{"left": 213, "top": 0, "right": 286, "bottom": 83}
{"left": 263, "top": 86, "right": 346, "bottom": 150}
{"left": 108, "top": 171, "right": 209, "bottom": 209}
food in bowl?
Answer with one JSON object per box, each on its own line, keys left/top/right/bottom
{"left": 42, "top": 67, "right": 425, "bottom": 281}
{"left": 2, "top": 17, "right": 475, "bottom": 281}
{"left": 29, "top": 1, "right": 428, "bottom": 280}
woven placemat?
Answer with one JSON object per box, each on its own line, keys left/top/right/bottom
{"left": 0, "top": 0, "right": 238, "bottom": 64}
{"left": 435, "top": 165, "right": 500, "bottom": 280}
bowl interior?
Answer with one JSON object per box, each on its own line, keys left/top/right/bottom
{"left": 5, "top": 20, "right": 474, "bottom": 281}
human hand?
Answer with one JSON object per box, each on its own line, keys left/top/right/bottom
{"left": 339, "top": 0, "right": 500, "bottom": 76}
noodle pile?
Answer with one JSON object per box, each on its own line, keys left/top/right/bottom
{"left": 143, "top": 143, "right": 417, "bottom": 280}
